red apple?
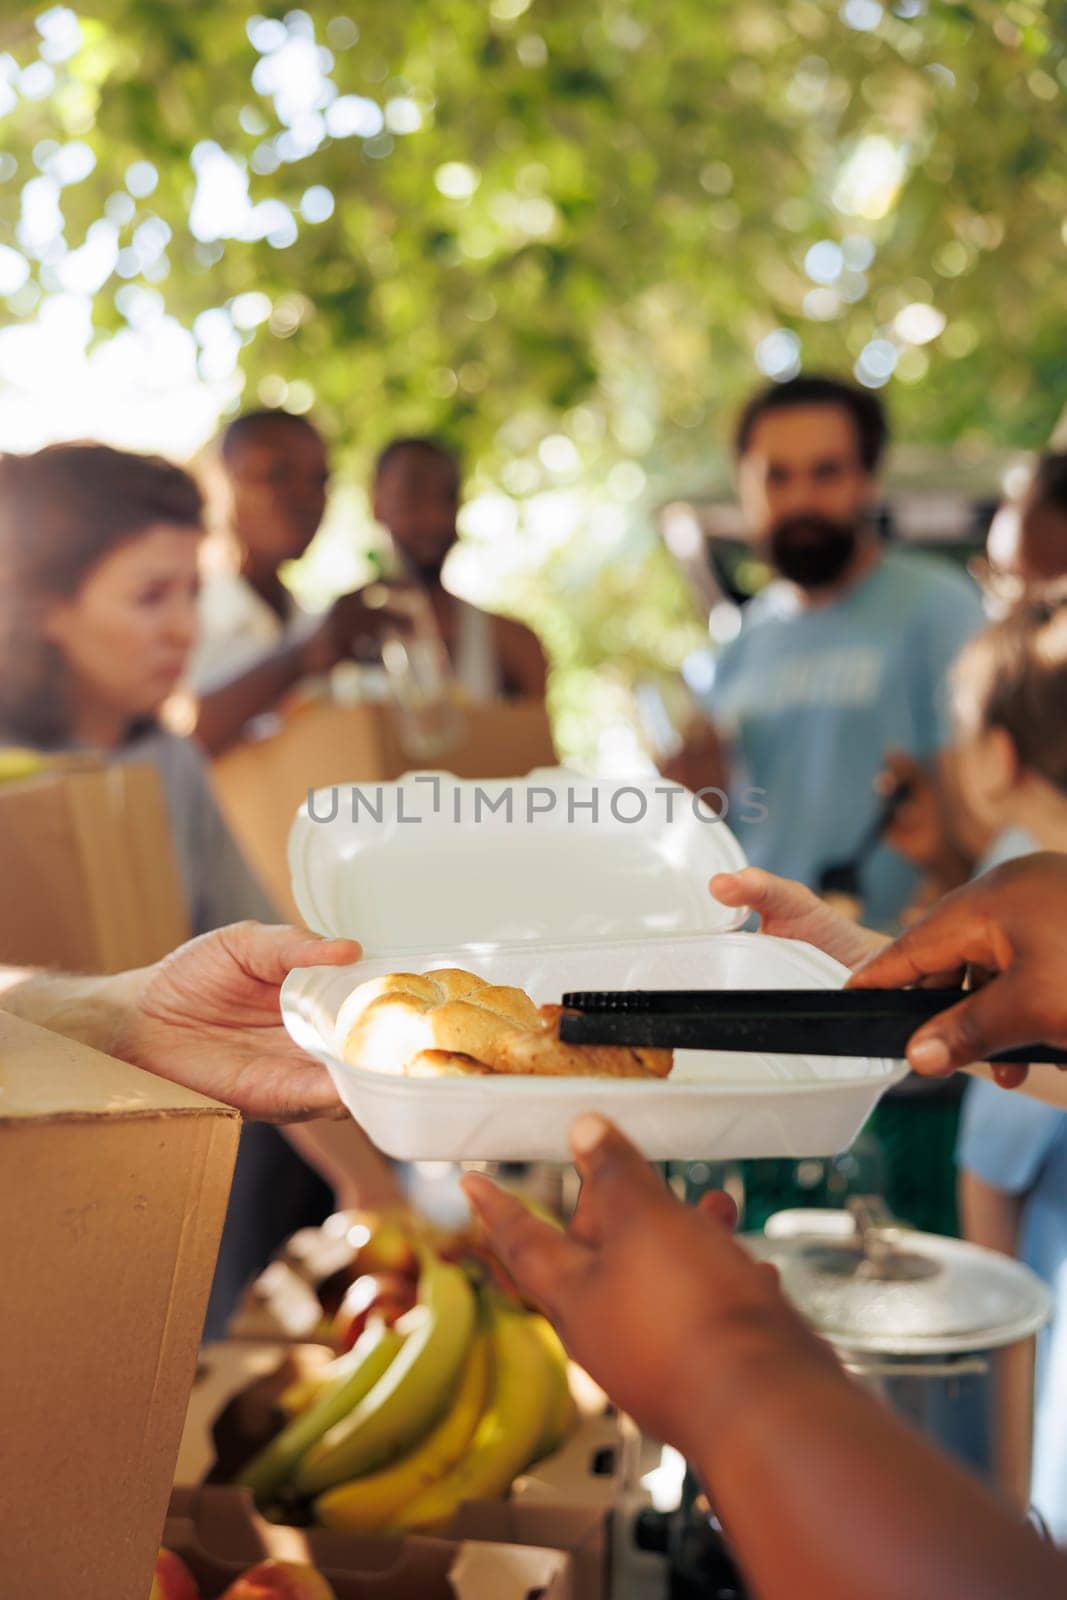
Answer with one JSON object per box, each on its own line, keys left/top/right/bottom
{"left": 149, "top": 1548, "right": 199, "bottom": 1600}
{"left": 332, "top": 1270, "right": 418, "bottom": 1351}
{"left": 219, "top": 1559, "right": 337, "bottom": 1600}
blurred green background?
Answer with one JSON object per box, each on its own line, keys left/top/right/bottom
{"left": 1, "top": 1, "right": 1064, "bottom": 758}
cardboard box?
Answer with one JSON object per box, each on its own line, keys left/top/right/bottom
{"left": 165, "top": 1485, "right": 575, "bottom": 1599}
{"left": 0, "top": 760, "right": 190, "bottom": 972}
{"left": 0, "top": 1013, "right": 239, "bottom": 1600}
{"left": 211, "top": 700, "right": 557, "bottom": 918}
{"left": 449, "top": 1499, "right": 608, "bottom": 1600}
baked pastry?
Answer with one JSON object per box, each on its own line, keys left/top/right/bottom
{"left": 339, "top": 969, "right": 672, "bottom": 1080}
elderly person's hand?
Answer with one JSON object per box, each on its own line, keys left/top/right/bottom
{"left": 110, "top": 922, "right": 361, "bottom": 1119}
{"left": 1, "top": 924, "right": 361, "bottom": 1120}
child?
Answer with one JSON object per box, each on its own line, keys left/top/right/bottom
{"left": 880, "top": 451, "right": 1067, "bottom": 903}
{"left": 949, "top": 593, "right": 1067, "bottom": 1536}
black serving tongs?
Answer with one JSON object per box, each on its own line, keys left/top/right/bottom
{"left": 558, "top": 988, "right": 1067, "bottom": 1066}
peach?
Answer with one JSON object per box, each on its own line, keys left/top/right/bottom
{"left": 149, "top": 1548, "right": 199, "bottom": 1600}
{"left": 220, "top": 1561, "right": 337, "bottom": 1600}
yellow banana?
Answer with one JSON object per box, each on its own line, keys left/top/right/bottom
{"left": 387, "top": 1300, "right": 558, "bottom": 1533}
{"left": 239, "top": 1319, "right": 403, "bottom": 1503}
{"left": 313, "top": 1319, "right": 492, "bottom": 1532}
{"left": 0, "top": 747, "right": 45, "bottom": 784}
{"left": 526, "top": 1315, "right": 576, "bottom": 1463}
{"left": 294, "top": 1251, "right": 477, "bottom": 1496}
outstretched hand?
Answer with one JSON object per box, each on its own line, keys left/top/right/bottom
{"left": 115, "top": 921, "right": 363, "bottom": 1120}
{"left": 463, "top": 1114, "right": 831, "bottom": 1464}
{"left": 710, "top": 867, "right": 888, "bottom": 971}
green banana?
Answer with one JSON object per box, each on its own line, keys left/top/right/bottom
{"left": 387, "top": 1299, "right": 559, "bottom": 1532}
{"left": 313, "top": 1315, "right": 492, "bottom": 1532}
{"left": 293, "top": 1252, "right": 477, "bottom": 1496}
{"left": 239, "top": 1319, "right": 404, "bottom": 1502}
{"left": 277, "top": 1332, "right": 400, "bottom": 1418}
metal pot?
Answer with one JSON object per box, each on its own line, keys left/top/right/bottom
{"left": 748, "top": 1199, "right": 1053, "bottom": 1511}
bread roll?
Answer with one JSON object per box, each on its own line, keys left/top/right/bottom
{"left": 340, "top": 968, "right": 673, "bottom": 1080}
{"left": 489, "top": 1004, "right": 672, "bottom": 1079}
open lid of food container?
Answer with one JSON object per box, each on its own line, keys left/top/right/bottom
{"left": 747, "top": 1205, "right": 1052, "bottom": 1354}
{"left": 282, "top": 771, "right": 905, "bottom": 1164}
{"left": 288, "top": 768, "right": 751, "bottom": 956}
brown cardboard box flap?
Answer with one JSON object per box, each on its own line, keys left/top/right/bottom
{"left": 174, "top": 1340, "right": 324, "bottom": 1488}
{"left": 0, "top": 1017, "right": 238, "bottom": 1600}
{"left": 165, "top": 1486, "right": 572, "bottom": 1599}
{"left": 212, "top": 699, "right": 557, "bottom": 918}
{"left": 0, "top": 760, "right": 190, "bottom": 973}
{"left": 449, "top": 1541, "right": 570, "bottom": 1600}
{"left": 449, "top": 1499, "right": 607, "bottom": 1600}
{"left": 0, "top": 1011, "right": 235, "bottom": 1120}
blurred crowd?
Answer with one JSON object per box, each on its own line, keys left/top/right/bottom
{"left": 1, "top": 371, "right": 1065, "bottom": 1528}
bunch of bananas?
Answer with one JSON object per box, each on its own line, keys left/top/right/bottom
{"left": 238, "top": 1246, "right": 574, "bottom": 1534}
{"left": 0, "top": 747, "right": 47, "bottom": 785}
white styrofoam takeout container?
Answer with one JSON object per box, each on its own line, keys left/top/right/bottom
{"left": 281, "top": 770, "right": 906, "bottom": 1161}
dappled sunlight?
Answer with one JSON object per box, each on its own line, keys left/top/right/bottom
{"left": 0, "top": 0, "right": 1062, "bottom": 757}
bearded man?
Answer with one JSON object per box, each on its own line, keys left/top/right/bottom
{"left": 688, "top": 374, "right": 983, "bottom": 927}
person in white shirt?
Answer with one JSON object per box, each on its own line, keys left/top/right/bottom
{"left": 189, "top": 409, "right": 404, "bottom": 754}
{"left": 372, "top": 436, "right": 547, "bottom": 701}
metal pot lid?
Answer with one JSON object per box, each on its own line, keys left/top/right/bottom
{"left": 745, "top": 1207, "right": 1052, "bottom": 1355}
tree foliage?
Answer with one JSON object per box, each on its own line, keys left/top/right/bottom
{"left": 1, "top": 2, "right": 1064, "bottom": 755}
{"left": 2, "top": 0, "right": 1064, "bottom": 463}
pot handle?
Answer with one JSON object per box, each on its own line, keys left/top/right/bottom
{"left": 844, "top": 1355, "right": 991, "bottom": 1380}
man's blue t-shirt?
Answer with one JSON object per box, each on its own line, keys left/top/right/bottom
{"left": 702, "top": 548, "right": 984, "bottom": 927}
